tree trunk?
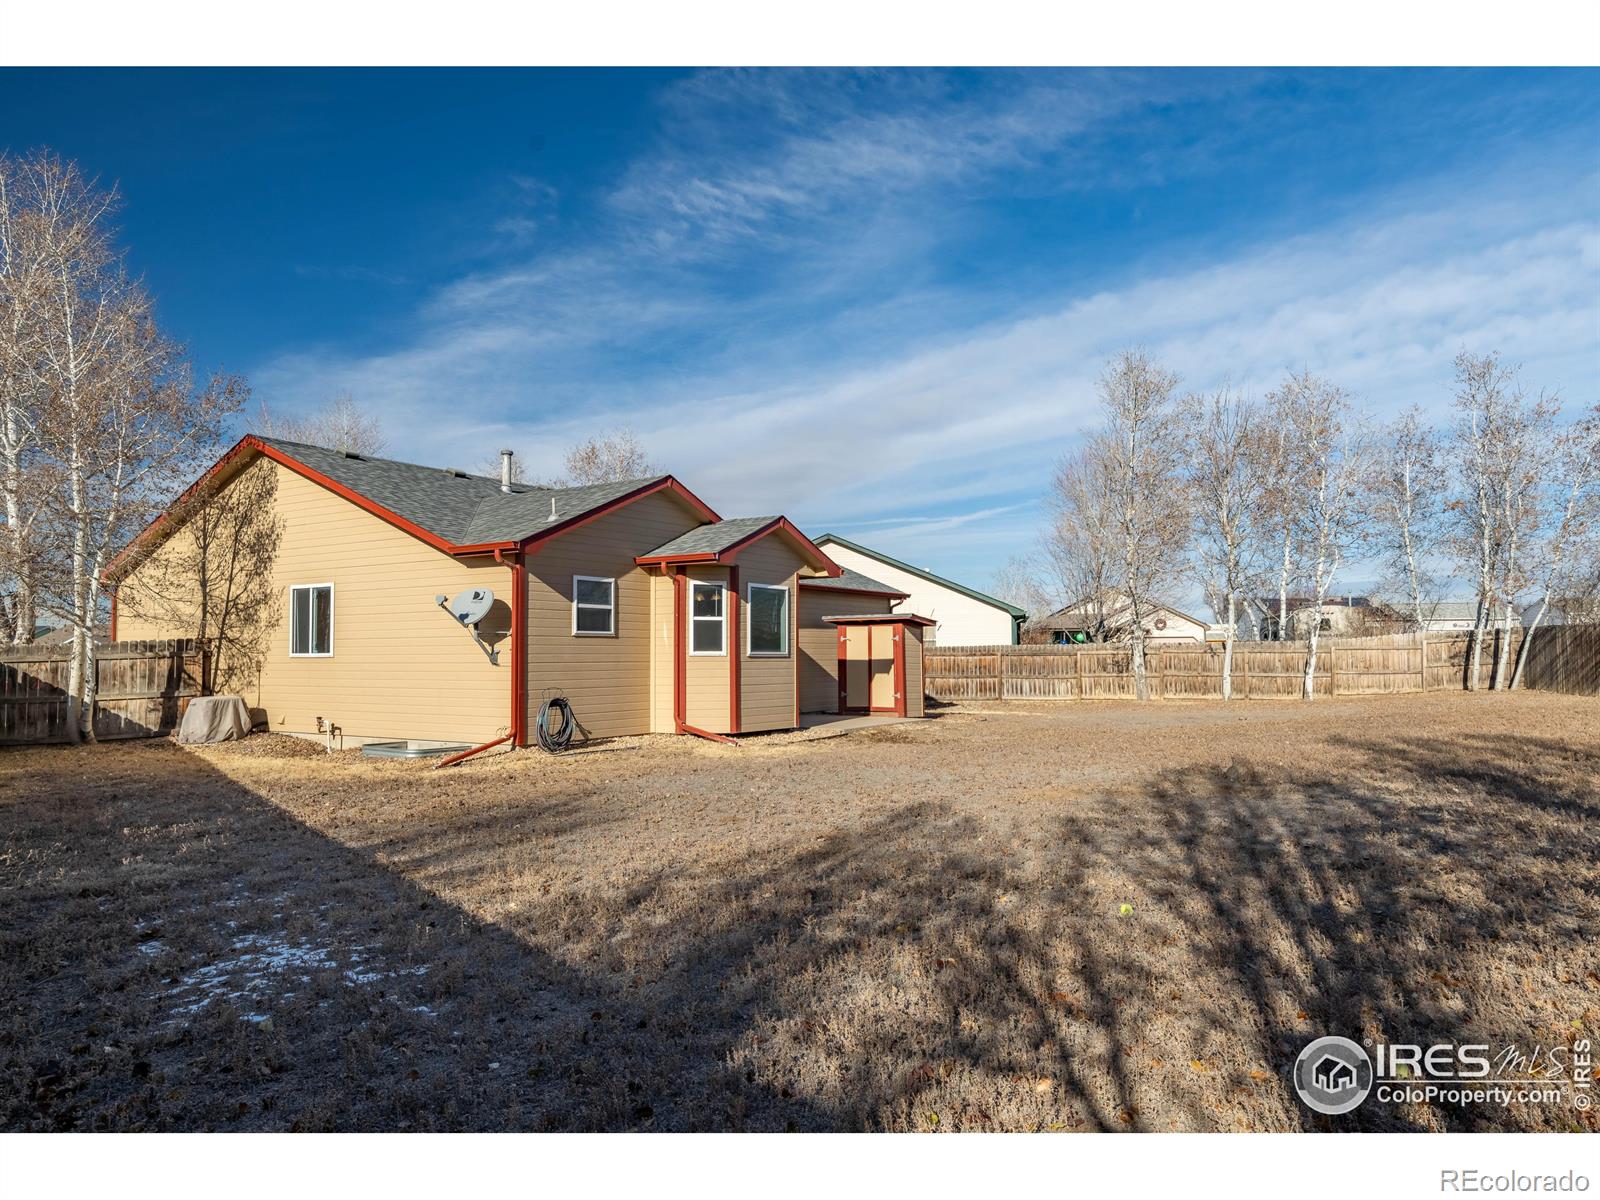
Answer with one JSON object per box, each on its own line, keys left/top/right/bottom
{"left": 1220, "top": 592, "right": 1235, "bottom": 702}
{"left": 1277, "top": 529, "right": 1291, "bottom": 641}
{"left": 1302, "top": 619, "right": 1322, "bottom": 701}
{"left": 1509, "top": 596, "right": 1548, "bottom": 691}
{"left": 1130, "top": 625, "right": 1148, "bottom": 701}
{"left": 1492, "top": 601, "right": 1514, "bottom": 691}
{"left": 1468, "top": 597, "right": 1488, "bottom": 691}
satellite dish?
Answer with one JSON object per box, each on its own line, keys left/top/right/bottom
{"left": 449, "top": 587, "right": 494, "bottom": 626}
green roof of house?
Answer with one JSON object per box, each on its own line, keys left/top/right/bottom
{"left": 814, "top": 533, "right": 1027, "bottom": 620}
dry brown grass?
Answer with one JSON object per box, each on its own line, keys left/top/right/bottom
{"left": 2, "top": 691, "right": 1596, "bottom": 1132}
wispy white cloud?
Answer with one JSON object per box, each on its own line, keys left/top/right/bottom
{"left": 250, "top": 71, "right": 1600, "bottom": 588}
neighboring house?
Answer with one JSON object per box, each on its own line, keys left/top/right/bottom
{"left": 811, "top": 534, "right": 1026, "bottom": 647}
{"left": 1520, "top": 597, "right": 1598, "bottom": 627}
{"left": 108, "top": 436, "right": 930, "bottom": 747}
{"left": 1242, "top": 594, "right": 1404, "bottom": 640}
{"left": 1037, "top": 591, "right": 1210, "bottom": 646}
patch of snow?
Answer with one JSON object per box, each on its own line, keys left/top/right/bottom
{"left": 162, "top": 932, "right": 338, "bottom": 1019}
{"left": 136, "top": 940, "right": 165, "bottom": 957}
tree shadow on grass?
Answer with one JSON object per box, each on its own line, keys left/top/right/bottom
{"left": 3, "top": 725, "right": 1593, "bottom": 1132}
{"left": 0, "top": 743, "right": 833, "bottom": 1131}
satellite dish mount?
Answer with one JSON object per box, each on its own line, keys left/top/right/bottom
{"left": 436, "top": 587, "right": 499, "bottom": 664}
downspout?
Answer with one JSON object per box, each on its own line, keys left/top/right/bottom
{"left": 672, "top": 567, "right": 687, "bottom": 733}
{"left": 509, "top": 544, "right": 527, "bottom": 747}
{"left": 726, "top": 561, "right": 741, "bottom": 734}
{"left": 441, "top": 546, "right": 524, "bottom": 768}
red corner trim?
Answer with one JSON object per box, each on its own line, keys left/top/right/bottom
{"left": 673, "top": 569, "right": 688, "bottom": 733}
{"left": 510, "top": 552, "right": 528, "bottom": 747}
{"left": 894, "top": 622, "right": 908, "bottom": 718}
{"left": 728, "top": 564, "right": 741, "bottom": 735}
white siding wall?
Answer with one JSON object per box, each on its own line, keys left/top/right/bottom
{"left": 817, "top": 543, "right": 1016, "bottom": 648}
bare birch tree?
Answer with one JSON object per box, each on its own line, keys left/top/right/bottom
{"left": 1183, "top": 390, "right": 1267, "bottom": 700}
{"left": 1510, "top": 403, "right": 1598, "bottom": 689}
{"left": 1370, "top": 405, "right": 1447, "bottom": 682}
{"left": 1090, "top": 350, "right": 1187, "bottom": 699}
{"left": 12, "top": 155, "right": 243, "bottom": 738}
{"left": 1253, "top": 387, "right": 1314, "bottom": 640}
{"left": 0, "top": 152, "right": 113, "bottom": 644}
{"left": 1449, "top": 352, "right": 1514, "bottom": 690}
{"left": 251, "top": 392, "right": 385, "bottom": 455}
{"left": 1288, "top": 376, "right": 1369, "bottom": 700}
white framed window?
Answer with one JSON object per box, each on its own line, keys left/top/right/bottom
{"left": 746, "top": 582, "right": 789, "bottom": 656}
{"left": 689, "top": 580, "right": 725, "bottom": 655}
{"left": 289, "top": 583, "right": 333, "bottom": 657}
{"left": 572, "top": 575, "right": 616, "bottom": 636}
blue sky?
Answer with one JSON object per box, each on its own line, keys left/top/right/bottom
{"left": 3, "top": 68, "right": 1596, "bottom": 595}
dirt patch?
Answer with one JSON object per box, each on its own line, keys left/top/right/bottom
{"left": 2, "top": 691, "right": 1595, "bottom": 1131}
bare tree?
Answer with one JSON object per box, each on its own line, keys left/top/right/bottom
{"left": 989, "top": 553, "right": 1056, "bottom": 640}
{"left": 1287, "top": 375, "right": 1369, "bottom": 701}
{"left": 1448, "top": 352, "right": 1559, "bottom": 690}
{"left": 13, "top": 154, "right": 243, "bottom": 739}
{"left": 1449, "top": 352, "right": 1513, "bottom": 691}
{"left": 1370, "top": 405, "right": 1447, "bottom": 680}
{"left": 1510, "top": 403, "right": 1599, "bottom": 689}
{"left": 563, "top": 428, "right": 657, "bottom": 486}
{"left": 1255, "top": 384, "right": 1315, "bottom": 641}
{"left": 251, "top": 391, "right": 385, "bottom": 455}
{"left": 116, "top": 453, "right": 283, "bottom": 695}
{"left": 1090, "top": 350, "right": 1187, "bottom": 699}
{"left": 1183, "top": 390, "right": 1267, "bottom": 700}
{"left": 0, "top": 152, "right": 112, "bottom": 644}
{"left": 1042, "top": 447, "right": 1120, "bottom": 641}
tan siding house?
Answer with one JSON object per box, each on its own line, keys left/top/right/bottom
{"left": 108, "top": 435, "right": 929, "bottom": 749}
{"left": 117, "top": 457, "right": 509, "bottom": 745}
{"left": 522, "top": 489, "right": 706, "bottom": 740}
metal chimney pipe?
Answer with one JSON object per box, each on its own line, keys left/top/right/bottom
{"left": 500, "top": 449, "right": 514, "bottom": 493}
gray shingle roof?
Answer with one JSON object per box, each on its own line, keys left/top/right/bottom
{"left": 641, "top": 517, "right": 778, "bottom": 559}
{"left": 460, "top": 476, "right": 672, "bottom": 544}
{"left": 799, "top": 567, "right": 905, "bottom": 595}
{"left": 254, "top": 436, "right": 668, "bottom": 546}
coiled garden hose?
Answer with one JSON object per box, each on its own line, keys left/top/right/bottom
{"left": 535, "top": 695, "right": 576, "bottom": 754}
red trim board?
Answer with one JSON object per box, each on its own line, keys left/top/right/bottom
{"left": 727, "top": 564, "right": 741, "bottom": 735}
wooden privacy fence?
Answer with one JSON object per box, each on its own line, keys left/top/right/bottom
{"left": 1518, "top": 623, "right": 1600, "bottom": 696}
{"left": 924, "top": 628, "right": 1597, "bottom": 703}
{"left": 0, "top": 639, "right": 208, "bottom": 746}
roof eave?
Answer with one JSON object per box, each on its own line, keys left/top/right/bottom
{"left": 815, "top": 532, "right": 1023, "bottom": 617}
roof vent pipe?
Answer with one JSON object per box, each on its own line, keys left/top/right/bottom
{"left": 500, "top": 449, "right": 515, "bottom": 493}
